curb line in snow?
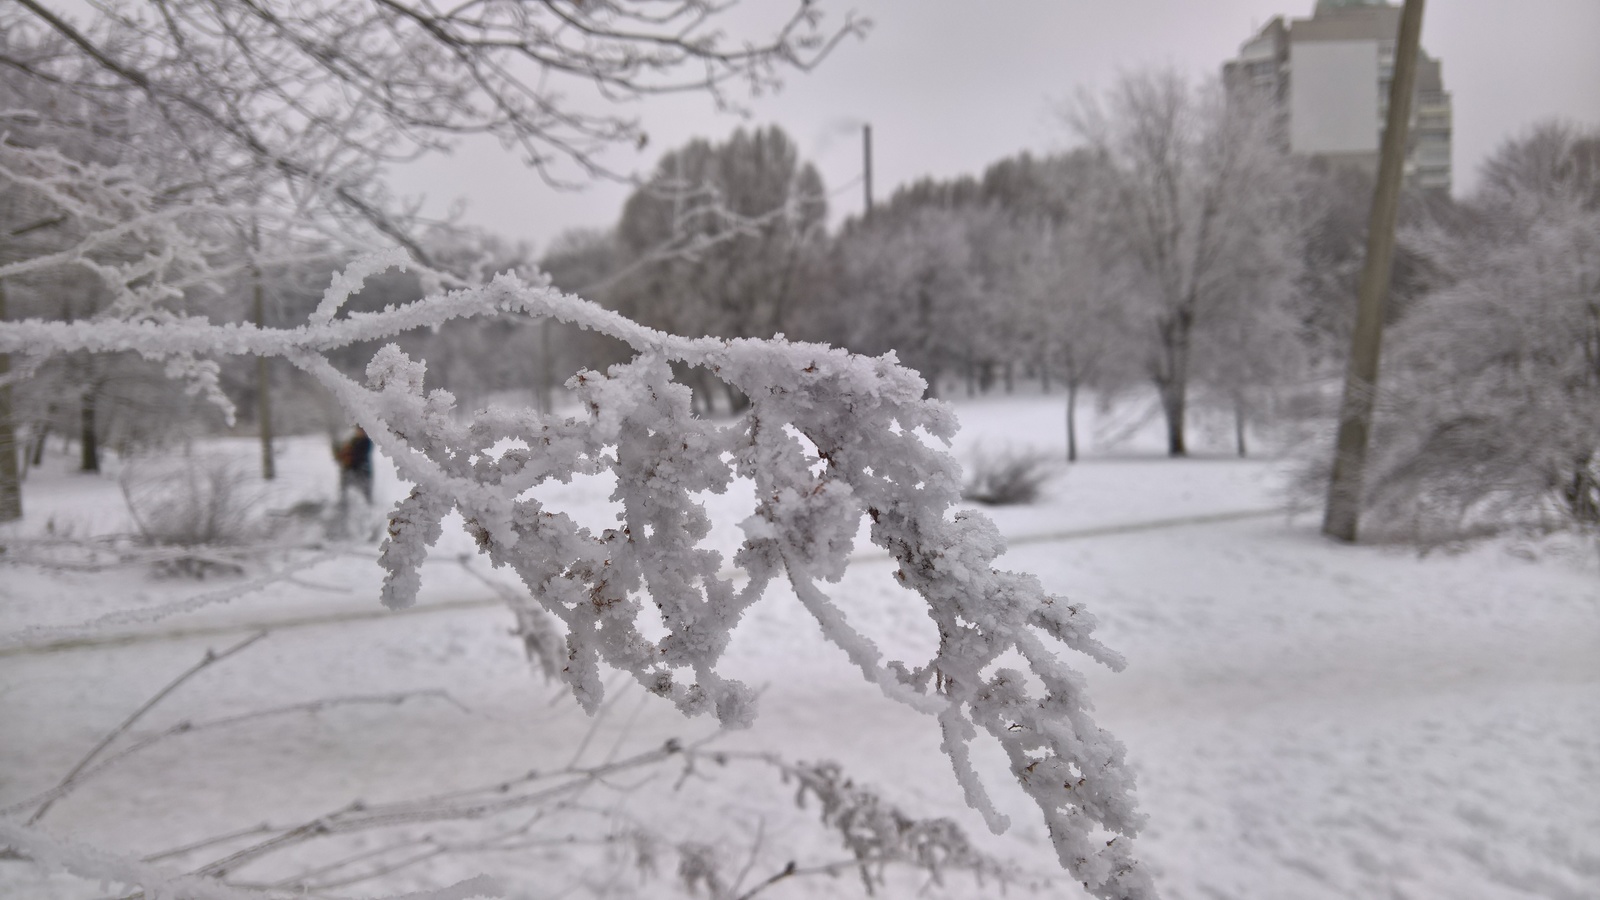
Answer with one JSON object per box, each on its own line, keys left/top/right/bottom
{"left": 997, "top": 505, "right": 1289, "bottom": 547}
{"left": 0, "top": 507, "right": 1289, "bottom": 657}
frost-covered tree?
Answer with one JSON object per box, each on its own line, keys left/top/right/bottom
{"left": 828, "top": 203, "right": 984, "bottom": 397}
{"left": 1190, "top": 291, "right": 1306, "bottom": 459}
{"left": 0, "top": 24, "right": 333, "bottom": 489}
{"left": 0, "top": 33, "right": 235, "bottom": 487}
{"left": 964, "top": 206, "right": 1047, "bottom": 394}
{"left": 1017, "top": 218, "right": 1138, "bottom": 461}
{"left": 601, "top": 126, "right": 831, "bottom": 414}
{"left": 609, "top": 126, "right": 830, "bottom": 355}
{"left": 1357, "top": 122, "right": 1600, "bottom": 538}
{"left": 825, "top": 155, "right": 1102, "bottom": 401}
{"left": 1069, "top": 70, "right": 1301, "bottom": 457}
{"left": 1293, "top": 162, "right": 1447, "bottom": 370}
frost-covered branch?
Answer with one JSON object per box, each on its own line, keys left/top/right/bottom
{"left": 0, "top": 252, "right": 1153, "bottom": 898}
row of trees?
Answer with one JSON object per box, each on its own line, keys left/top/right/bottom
{"left": 533, "top": 86, "right": 1596, "bottom": 538}
{"left": 7, "top": 10, "right": 1592, "bottom": 540}
{"left": 548, "top": 74, "right": 1343, "bottom": 460}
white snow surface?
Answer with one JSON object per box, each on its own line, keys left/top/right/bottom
{"left": 2, "top": 393, "right": 1597, "bottom": 900}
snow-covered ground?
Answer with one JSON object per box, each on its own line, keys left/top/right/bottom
{"left": 1, "top": 393, "right": 1596, "bottom": 899}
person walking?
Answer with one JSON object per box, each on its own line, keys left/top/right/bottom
{"left": 335, "top": 426, "right": 374, "bottom": 504}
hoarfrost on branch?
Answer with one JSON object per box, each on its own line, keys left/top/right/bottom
{"left": 0, "top": 253, "right": 1155, "bottom": 899}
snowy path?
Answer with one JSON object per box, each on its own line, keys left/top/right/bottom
{"left": 3, "top": 420, "right": 1597, "bottom": 899}
{"left": 8, "top": 515, "right": 1594, "bottom": 899}
{"left": 1021, "top": 520, "right": 1600, "bottom": 900}
{"left": 0, "top": 505, "right": 1285, "bottom": 657}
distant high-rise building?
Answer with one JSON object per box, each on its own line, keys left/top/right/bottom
{"left": 1224, "top": 0, "right": 1452, "bottom": 192}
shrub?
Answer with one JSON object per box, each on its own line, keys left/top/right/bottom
{"left": 120, "top": 453, "right": 265, "bottom": 549}
{"left": 961, "top": 446, "right": 1057, "bottom": 505}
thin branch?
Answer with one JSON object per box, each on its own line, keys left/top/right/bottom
{"left": 4, "top": 691, "right": 458, "bottom": 819}
{"left": 0, "top": 552, "right": 333, "bottom": 651}
{"left": 25, "top": 631, "right": 269, "bottom": 824}
{"left": 140, "top": 823, "right": 277, "bottom": 865}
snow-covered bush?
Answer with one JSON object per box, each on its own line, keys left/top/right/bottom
{"left": 1340, "top": 123, "right": 1600, "bottom": 543}
{"left": 962, "top": 446, "right": 1057, "bottom": 506}
{"left": 0, "top": 253, "right": 1154, "bottom": 899}
{"left": 120, "top": 453, "right": 264, "bottom": 550}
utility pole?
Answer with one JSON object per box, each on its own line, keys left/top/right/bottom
{"left": 1322, "top": 0, "right": 1425, "bottom": 542}
{"left": 862, "top": 123, "right": 874, "bottom": 216}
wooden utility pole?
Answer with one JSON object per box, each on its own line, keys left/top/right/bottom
{"left": 1323, "top": 0, "right": 1426, "bottom": 542}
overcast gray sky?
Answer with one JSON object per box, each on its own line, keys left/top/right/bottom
{"left": 390, "top": 0, "right": 1600, "bottom": 254}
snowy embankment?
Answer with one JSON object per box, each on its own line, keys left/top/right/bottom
{"left": 1, "top": 393, "right": 1596, "bottom": 899}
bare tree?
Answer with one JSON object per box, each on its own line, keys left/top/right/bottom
{"left": 1021, "top": 219, "right": 1137, "bottom": 461}
{"left": 829, "top": 203, "right": 984, "bottom": 398}
{"left": 609, "top": 125, "right": 830, "bottom": 410}
{"left": 0, "top": 44, "right": 230, "bottom": 481}
{"left": 1069, "top": 70, "right": 1300, "bottom": 457}
{"left": 612, "top": 126, "right": 829, "bottom": 337}
{"left": 1190, "top": 291, "right": 1305, "bottom": 459}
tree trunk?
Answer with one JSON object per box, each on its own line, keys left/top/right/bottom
{"left": 1156, "top": 310, "right": 1193, "bottom": 458}
{"left": 1158, "top": 380, "right": 1187, "bottom": 458}
{"left": 253, "top": 262, "right": 275, "bottom": 480}
{"left": 1234, "top": 395, "right": 1248, "bottom": 458}
{"left": 79, "top": 387, "right": 99, "bottom": 473}
{"left": 0, "top": 280, "right": 20, "bottom": 521}
{"left": 1065, "top": 382, "right": 1079, "bottom": 463}
{"left": 1563, "top": 454, "right": 1598, "bottom": 523}
{"left": 1003, "top": 361, "right": 1014, "bottom": 394}
{"left": 28, "top": 408, "right": 52, "bottom": 468}
{"left": 257, "top": 356, "right": 274, "bottom": 479}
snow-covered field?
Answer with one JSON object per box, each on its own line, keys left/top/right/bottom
{"left": 2, "top": 393, "right": 1597, "bottom": 899}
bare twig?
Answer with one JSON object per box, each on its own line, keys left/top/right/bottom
{"left": 0, "top": 551, "right": 334, "bottom": 651}
{"left": 140, "top": 823, "right": 277, "bottom": 865}
{"left": 187, "top": 737, "right": 703, "bottom": 880}
{"left": 563, "top": 676, "right": 634, "bottom": 769}
{"left": 26, "top": 630, "right": 269, "bottom": 825}
{"left": 734, "top": 859, "right": 799, "bottom": 900}
{"left": 3, "top": 691, "right": 458, "bottom": 819}
{"left": 729, "top": 816, "right": 767, "bottom": 898}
